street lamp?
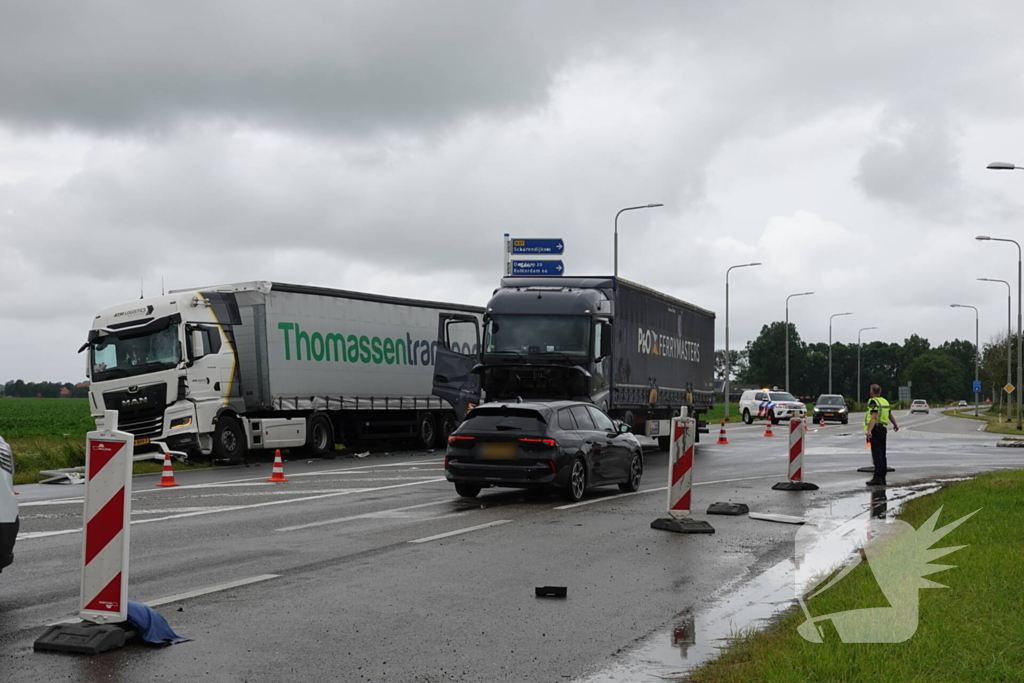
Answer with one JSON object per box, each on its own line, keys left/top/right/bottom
{"left": 829, "top": 312, "right": 853, "bottom": 394}
{"left": 857, "top": 326, "right": 878, "bottom": 406}
{"left": 613, "top": 204, "right": 663, "bottom": 281}
{"left": 785, "top": 292, "right": 814, "bottom": 393}
{"left": 977, "top": 277, "right": 1011, "bottom": 419}
{"left": 976, "top": 232, "right": 1022, "bottom": 430}
{"left": 950, "top": 304, "right": 980, "bottom": 417}
{"left": 724, "top": 262, "right": 762, "bottom": 419}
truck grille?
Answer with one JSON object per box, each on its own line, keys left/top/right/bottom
{"left": 0, "top": 441, "right": 13, "bottom": 475}
{"left": 103, "top": 383, "right": 167, "bottom": 439}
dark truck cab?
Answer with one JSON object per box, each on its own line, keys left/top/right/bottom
{"left": 433, "top": 277, "right": 716, "bottom": 449}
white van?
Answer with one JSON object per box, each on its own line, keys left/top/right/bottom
{"left": 738, "top": 389, "right": 807, "bottom": 425}
{"left": 0, "top": 436, "right": 17, "bottom": 573}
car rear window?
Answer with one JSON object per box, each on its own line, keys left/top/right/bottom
{"left": 569, "top": 405, "right": 597, "bottom": 430}
{"left": 462, "top": 408, "right": 547, "bottom": 431}
{"left": 557, "top": 408, "right": 577, "bottom": 431}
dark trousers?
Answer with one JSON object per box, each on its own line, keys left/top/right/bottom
{"left": 870, "top": 425, "right": 888, "bottom": 481}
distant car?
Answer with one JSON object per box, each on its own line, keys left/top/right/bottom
{"left": 812, "top": 394, "right": 849, "bottom": 424}
{"left": 739, "top": 389, "right": 807, "bottom": 425}
{"left": 445, "top": 400, "right": 643, "bottom": 502}
{"left": 910, "top": 399, "right": 930, "bottom": 414}
{"left": 958, "top": 400, "right": 968, "bottom": 407}
{"left": 0, "top": 435, "right": 18, "bottom": 573}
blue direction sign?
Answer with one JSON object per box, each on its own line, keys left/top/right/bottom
{"left": 511, "top": 238, "right": 565, "bottom": 255}
{"left": 973, "top": 380, "right": 982, "bottom": 393}
{"left": 511, "top": 259, "right": 564, "bottom": 276}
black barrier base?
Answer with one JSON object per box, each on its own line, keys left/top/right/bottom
{"left": 535, "top": 586, "right": 567, "bottom": 598}
{"left": 34, "top": 622, "right": 134, "bottom": 655}
{"left": 706, "top": 502, "right": 749, "bottom": 516}
{"left": 857, "top": 466, "right": 896, "bottom": 473}
{"left": 772, "top": 481, "right": 820, "bottom": 491}
{"left": 651, "top": 517, "right": 715, "bottom": 534}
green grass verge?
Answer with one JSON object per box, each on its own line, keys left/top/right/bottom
{"left": 942, "top": 407, "right": 1024, "bottom": 436}
{"left": 688, "top": 470, "right": 1024, "bottom": 683}
{"left": 8, "top": 437, "right": 207, "bottom": 485}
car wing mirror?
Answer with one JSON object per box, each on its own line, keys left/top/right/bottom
{"left": 618, "top": 423, "right": 631, "bottom": 434}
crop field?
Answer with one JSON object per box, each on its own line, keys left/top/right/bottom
{"left": 0, "top": 397, "right": 94, "bottom": 440}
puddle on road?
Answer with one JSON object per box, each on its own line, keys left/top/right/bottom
{"left": 578, "top": 480, "right": 958, "bottom": 683}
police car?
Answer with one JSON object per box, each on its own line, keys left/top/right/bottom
{"left": 739, "top": 389, "right": 807, "bottom": 425}
{"left": 0, "top": 435, "right": 17, "bottom": 573}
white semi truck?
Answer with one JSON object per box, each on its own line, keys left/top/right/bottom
{"left": 82, "top": 282, "right": 484, "bottom": 461}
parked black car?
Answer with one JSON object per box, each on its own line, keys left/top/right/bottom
{"left": 445, "top": 400, "right": 643, "bottom": 502}
{"left": 813, "top": 394, "right": 850, "bottom": 424}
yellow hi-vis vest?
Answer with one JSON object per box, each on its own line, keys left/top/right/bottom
{"left": 864, "top": 396, "right": 891, "bottom": 429}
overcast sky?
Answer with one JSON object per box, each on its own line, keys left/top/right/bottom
{"left": 3, "top": 0, "right": 1024, "bottom": 384}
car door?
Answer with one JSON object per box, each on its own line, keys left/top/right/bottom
{"left": 587, "top": 405, "right": 629, "bottom": 482}
{"left": 432, "top": 313, "right": 482, "bottom": 422}
{"left": 568, "top": 404, "right": 606, "bottom": 483}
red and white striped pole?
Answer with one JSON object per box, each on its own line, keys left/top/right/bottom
{"left": 772, "top": 417, "right": 818, "bottom": 491}
{"left": 79, "top": 411, "right": 134, "bottom": 623}
{"left": 651, "top": 414, "right": 714, "bottom": 533}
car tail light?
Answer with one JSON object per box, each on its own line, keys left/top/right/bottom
{"left": 547, "top": 460, "right": 557, "bottom": 473}
{"left": 444, "top": 456, "right": 450, "bottom": 469}
{"left": 447, "top": 436, "right": 475, "bottom": 448}
{"left": 519, "top": 437, "right": 557, "bottom": 452}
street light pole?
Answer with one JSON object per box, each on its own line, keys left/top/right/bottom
{"left": 976, "top": 232, "right": 1022, "bottom": 430}
{"left": 951, "top": 304, "right": 980, "bottom": 416}
{"left": 785, "top": 292, "right": 814, "bottom": 393}
{"left": 724, "top": 262, "right": 762, "bottom": 420}
{"left": 613, "top": 204, "right": 663, "bottom": 282}
{"left": 977, "top": 277, "right": 1011, "bottom": 419}
{"left": 857, "top": 326, "right": 878, "bottom": 406}
{"left": 829, "top": 312, "right": 853, "bottom": 394}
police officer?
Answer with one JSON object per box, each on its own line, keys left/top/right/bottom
{"left": 864, "top": 384, "right": 898, "bottom": 486}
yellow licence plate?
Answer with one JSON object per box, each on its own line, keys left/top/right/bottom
{"left": 134, "top": 438, "right": 150, "bottom": 447}
{"left": 479, "top": 443, "right": 518, "bottom": 459}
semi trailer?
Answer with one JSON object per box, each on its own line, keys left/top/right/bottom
{"left": 432, "top": 276, "right": 716, "bottom": 449}
{"left": 82, "top": 282, "right": 483, "bottom": 460}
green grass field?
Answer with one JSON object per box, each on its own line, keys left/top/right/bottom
{"left": 688, "top": 470, "right": 1024, "bottom": 682}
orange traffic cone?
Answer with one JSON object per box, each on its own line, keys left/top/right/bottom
{"left": 716, "top": 419, "right": 729, "bottom": 445}
{"left": 819, "top": 415, "right": 826, "bottom": 427}
{"left": 156, "top": 450, "right": 179, "bottom": 487}
{"left": 267, "top": 449, "right": 289, "bottom": 482}
{"left": 763, "top": 421, "right": 774, "bottom": 437}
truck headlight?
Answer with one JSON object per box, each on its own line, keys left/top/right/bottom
{"left": 170, "top": 416, "right": 193, "bottom": 429}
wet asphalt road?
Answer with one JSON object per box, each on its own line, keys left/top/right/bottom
{"left": 1, "top": 411, "right": 1020, "bottom": 682}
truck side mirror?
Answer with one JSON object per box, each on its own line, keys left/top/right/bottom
{"left": 598, "top": 323, "right": 612, "bottom": 359}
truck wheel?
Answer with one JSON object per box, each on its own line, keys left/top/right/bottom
{"left": 213, "top": 417, "right": 245, "bottom": 462}
{"left": 622, "top": 411, "right": 635, "bottom": 428}
{"left": 455, "top": 483, "right": 481, "bottom": 498}
{"left": 742, "top": 409, "right": 753, "bottom": 425}
{"left": 306, "top": 414, "right": 334, "bottom": 456}
{"left": 657, "top": 436, "right": 671, "bottom": 451}
{"left": 438, "top": 413, "right": 458, "bottom": 447}
{"left": 418, "top": 412, "right": 437, "bottom": 450}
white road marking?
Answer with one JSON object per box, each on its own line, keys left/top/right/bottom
{"left": 277, "top": 499, "right": 454, "bottom": 531}
{"left": 19, "top": 498, "right": 84, "bottom": 507}
{"left": 16, "top": 478, "right": 448, "bottom": 541}
{"left": 554, "top": 487, "right": 667, "bottom": 510}
{"left": 408, "top": 519, "right": 512, "bottom": 544}
{"left": 48, "top": 574, "right": 281, "bottom": 626}
{"left": 145, "top": 574, "right": 280, "bottom": 607}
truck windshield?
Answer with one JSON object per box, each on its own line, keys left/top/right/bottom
{"left": 484, "top": 316, "right": 591, "bottom": 358}
{"left": 91, "top": 322, "right": 181, "bottom": 382}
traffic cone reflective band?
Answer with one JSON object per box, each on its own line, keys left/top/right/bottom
{"left": 764, "top": 421, "right": 774, "bottom": 437}
{"left": 156, "top": 450, "right": 179, "bottom": 487}
{"left": 267, "top": 450, "right": 289, "bottom": 482}
{"left": 716, "top": 419, "right": 729, "bottom": 445}
{"left": 820, "top": 415, "right": 826, "bottom": 427}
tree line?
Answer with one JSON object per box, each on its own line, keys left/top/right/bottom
{"left": 716, "top": 322, "right": 1009, "bottom": 405}
{"left": 2, "top": 380, "right": 90, "bottom": 399}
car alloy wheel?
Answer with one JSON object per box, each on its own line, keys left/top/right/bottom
{"left": 620, "top": 453, "right": 642, "bottom": 493}
{"left": 565, "top": 459, "right": 586, "bottom": 502}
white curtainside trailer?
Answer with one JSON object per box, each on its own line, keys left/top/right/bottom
{"left": 84, "top": 282, "right": 483, "bottom": 461}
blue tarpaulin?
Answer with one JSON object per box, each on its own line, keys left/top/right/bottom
{"left": 126, "top": 601, "right": 189, "bottom": 645}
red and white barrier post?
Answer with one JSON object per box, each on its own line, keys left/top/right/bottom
{"left": 772, "top": 417, "right": 818, "bottom": 491}
{"left": 35, "top": 411, "right": 137, "bottom": 654}
{"left": 651, "top": 415, "right": 714, "bottom": 534}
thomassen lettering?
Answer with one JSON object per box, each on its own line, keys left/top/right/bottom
{"left": 277, "top": 322, "right": 480, "bottom": 366}
{"left": 637, "top": 327, "right": 700, "bottom": 362}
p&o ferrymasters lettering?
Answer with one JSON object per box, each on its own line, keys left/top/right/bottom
{"left": 637, "top": 327, "right": 700, "bottom": 362}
